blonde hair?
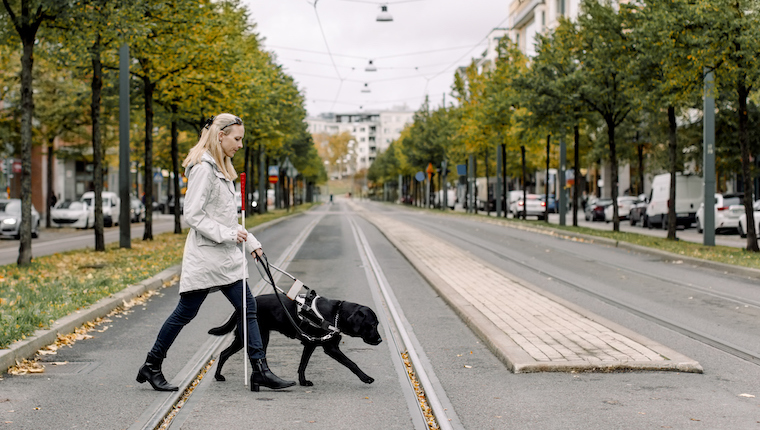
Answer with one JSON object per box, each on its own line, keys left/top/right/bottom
{"left": 182, "top": 113, "right": 243, "bottom": 180}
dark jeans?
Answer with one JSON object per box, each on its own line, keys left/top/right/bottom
{"left": 148, "top": 279, "right": 264, "bottom": 361}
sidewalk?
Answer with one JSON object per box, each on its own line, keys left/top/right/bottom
{"left": 357, "top": 208, "right": 703, "bottom": 374}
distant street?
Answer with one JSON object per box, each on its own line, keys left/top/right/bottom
{"left": 456, "top": 205, "right": 748, "bottom": 249}
{"left": 0, "top": 214, "right": 186, "bottom": 266}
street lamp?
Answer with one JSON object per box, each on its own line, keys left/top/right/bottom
{"left": 376, "top": 5, "right": 393, "bottom": 22}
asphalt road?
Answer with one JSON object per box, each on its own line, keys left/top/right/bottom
{"left": 2, "top": 200, "right": 759, "bottom": 429}
{"left": 0, "top": 214, "right": 186, "bottom": 266}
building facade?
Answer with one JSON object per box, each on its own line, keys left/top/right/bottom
{"left": 307, "top": 109, "right": 415, "bottom": 173}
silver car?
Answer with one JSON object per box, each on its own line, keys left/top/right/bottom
{"left": 0, "top": 199, "right": 40, "bottom": 239}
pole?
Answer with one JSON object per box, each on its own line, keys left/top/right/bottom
{"left": 545, "top": 134, "right": 550, "bottom": 222}
{"left": 521, "top": 145, "right": 526, "bottom": 220}
{"left": 559, "top": 137, "right": 567, "bottom": 226}
{"left": 441, "top": 161, "right": 447, "bottom": 210}
{"left": 118, "top": 44, "right": 131, "bottom": 248}
{"left": 468, "top": 154, "right": 475, "bottom": 214}
{"left": 703, "top": 67, "right": 716, "bottom": 246}
{"left": 496, "top": 143, "right": 503, "bottom": 218}
{"left": 240, "top": 173, "right": 248, "bottom": 385}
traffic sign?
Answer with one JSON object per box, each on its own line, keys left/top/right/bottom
{"left": 268, "top": 165, "right": 279, "bottom": 184}
{"left": 415, "top": 171, "right": 425, "bottom": 182}
{"left": 456, "top": 164, "right": 467, "bottom": 176}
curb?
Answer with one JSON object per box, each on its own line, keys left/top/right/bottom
{"left": 0, "top": 266, "right": 181, "bottom": 374}
{"left": 0, "top": 210, "right": 305, "bottom": 374}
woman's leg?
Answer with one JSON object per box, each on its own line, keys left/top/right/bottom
{"left": 149, "top": 289, "right": 209, "bottom": 359}
{"left": 220, "top": 280, "right": 264, "bottom": 360}
{"left": 221, "top": 280, "right": 295, "bottom": 391}
{"left": 138, "top": 289, "right": 208, "bottom": 391}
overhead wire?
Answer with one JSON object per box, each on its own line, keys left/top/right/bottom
{"left": 311, "top": 0, "right": 345, "bottom": 110}
{"left": 274, "top": 0, "right": 511, "bottom": 112}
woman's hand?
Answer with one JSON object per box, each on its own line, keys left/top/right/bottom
{"left": 236, "top": 229, "right": 248, "bottom": 243}
{"left": 252, "top": 247, "right": 263, "bottom": 257}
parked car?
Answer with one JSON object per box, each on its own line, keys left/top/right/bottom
{"left": 737, "top": 199, "right": 760, "bottom": 238}
{"left": 130, "top": 197, "right": 145, "bottom": 223}
{"left": 508, "top": 190, "right": 527, "bottom": 217}
{"left": 513, "top": 194, "right": 547, "bottom": 220}
{"left": 645, "top": 173, "right": 703, "bottom": 229}
{"left": 51, "top": 200, "right": 93, "bottom": 229}
{"left": 80, "top": 191, "right": 120, "bottom": 227}
{"left": 0, "top": 199, "right": 39, "bottom": 239}
{"left": 696, "top": 193, "right": 743, "bottom": 234}
{"left": 584, "top": 197, "right": 613, "bottom": 222}
{"left": 604, "top": 196, "right": 640, "bottom": 222}
{"left": 629, "top": 194, "right": 648, "bottom": 226}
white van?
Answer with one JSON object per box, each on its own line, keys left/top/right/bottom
{"left": 645, "top": 173, "right": 703, "bottom": 229}
{"left": 81, "top": 191, "right": 121, "bottom": 227}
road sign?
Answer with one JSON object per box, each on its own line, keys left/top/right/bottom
{"left": 426, "top": 162, "right": 434, "bottom": 179}
{"left": 456, "top": 164, "right": 467, "bottom": 176}
{"left": 268, "top": 165, "right": 279, "bottom": 184}
{"left": 415, "top": 171, "right": 425, "bottom": 182}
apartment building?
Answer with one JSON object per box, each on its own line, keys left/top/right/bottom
{"left": 307, "top": 108, "right": 414, "bottom": 172}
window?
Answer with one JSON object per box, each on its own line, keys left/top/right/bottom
{"left": 360, "top": 137, "right": 366, "bottom": 142}
{"left": 541, "top": 11, "right": 545, "bottom": 28}
{"left": 557, "top": 0, "right": 565, "bottom": 16}
{"left": 369, "top": 136, "right": 376, "bottom": 142}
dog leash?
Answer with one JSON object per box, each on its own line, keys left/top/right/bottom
{"left": 255, "top": 253, "right": 341, "bottom": 343}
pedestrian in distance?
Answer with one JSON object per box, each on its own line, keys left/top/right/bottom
{"left": 136, "top": 113, "right": 295, "bottom": 392}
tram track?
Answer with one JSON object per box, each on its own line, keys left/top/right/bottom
{"left": 136, "top": 208, "right": 460, "bottom": 430}
{"left": 408, "top": 215, "right": 760, "bottom": 368}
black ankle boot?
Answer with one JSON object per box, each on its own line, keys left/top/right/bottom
{"left": 250, "top": 358, "right": 295, "bottom": 392}
{"left": 136, "top": 354, "right": 179, "bottom": 392}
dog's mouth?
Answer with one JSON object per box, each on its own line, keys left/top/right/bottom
{"left": 365, "top": 336, "right": 383, "bottom": 346}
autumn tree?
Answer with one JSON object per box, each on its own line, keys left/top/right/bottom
{"left": 1, "top": 0, "right": 68, "bottom": 265}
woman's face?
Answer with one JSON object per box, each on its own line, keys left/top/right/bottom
{"left": 219, "top": 124, "right": 244, "bottom": 158}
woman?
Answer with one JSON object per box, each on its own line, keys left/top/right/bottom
{"left": 137, "top": 113, "right": 295, "bottom": 392}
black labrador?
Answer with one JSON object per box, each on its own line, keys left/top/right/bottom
{"left": 208, "top": 293, "right": 383, "bottom": 386}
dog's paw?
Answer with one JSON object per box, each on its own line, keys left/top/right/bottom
{"left": 299, "top": 380, "right": 314, "bottom": 386}
{"left": 215, "top": 374, "right": 226, "bottom": 382}
{"left": 361, "top": 376, "right": 375, "bottom": 384}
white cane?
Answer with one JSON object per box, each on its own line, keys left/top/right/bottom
{"left": 240, "top": 173, "right": 248, "bottom": 386}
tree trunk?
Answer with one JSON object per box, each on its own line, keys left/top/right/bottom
{"left": 667, "top": 105, "right": 678, "bottom": 240}
{"left": 142, "top": 76, "right": 154, "bottom": 241}
{"left": 46, "top": 136, "right": 54, "bottom": 228}
{"left": 91, "top": 34, "right": 105, "bottom": 251}
{"left": 737, "top": 80, "right": 759, "bottom": 251}
{"left": 171, "top": 104, "right": 181, "bottom": 234}
{"left": 607, "top": 118, "right": 620, "bottom": 232}
{"left": 17, "top": 29, "right": 34, "bottom": 266}
{"left": 573, "top": 125, "right": 580, "bottom": 227}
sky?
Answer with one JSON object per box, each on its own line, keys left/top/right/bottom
{"left": 242, "top": 0, "right": 511, "bottom": 117}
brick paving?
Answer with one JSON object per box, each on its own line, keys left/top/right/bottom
{"left": 360, "top": 209, "right": 702, "bottom": 373}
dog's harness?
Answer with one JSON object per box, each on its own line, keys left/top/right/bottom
{"left": 254, "top": 252, "right": 342, "bottom": 343}
{"left": 295, "top": 290, "right": 342, "bottom": 342}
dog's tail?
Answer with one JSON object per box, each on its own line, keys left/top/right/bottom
{"left": 208, "top": 310, "right": 238, "bottom": 336}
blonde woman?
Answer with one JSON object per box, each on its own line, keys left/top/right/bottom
{"left": 137, "top": 113, "right": 295, "bottom": 392}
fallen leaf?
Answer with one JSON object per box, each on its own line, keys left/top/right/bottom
{"left": 464, "top": 365, "right": 472, "bottom": 369}
{"left": 739, "top": 393, "right": 755, "bottom": 398}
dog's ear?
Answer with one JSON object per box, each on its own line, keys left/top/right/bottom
{"left": 347, "top": 308, "right": 367, "bottom": 334}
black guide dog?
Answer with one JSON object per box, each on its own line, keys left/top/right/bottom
{"left": 208, "top": 293, "right": 383, "bottom": 386}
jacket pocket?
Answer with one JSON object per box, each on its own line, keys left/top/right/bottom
{"left": 196, "top": 233, "right": 219, "bottom": 247}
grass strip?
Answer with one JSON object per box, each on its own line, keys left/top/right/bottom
{"left": 410, "top": 205, "right": 760, "bottom": 271}
{"left": 0, "top": 204, "right": 315, "bottom": 349}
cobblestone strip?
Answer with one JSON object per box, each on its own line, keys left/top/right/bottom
{"left": 360, "top": 210, "right": 702, "bottom": 373}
